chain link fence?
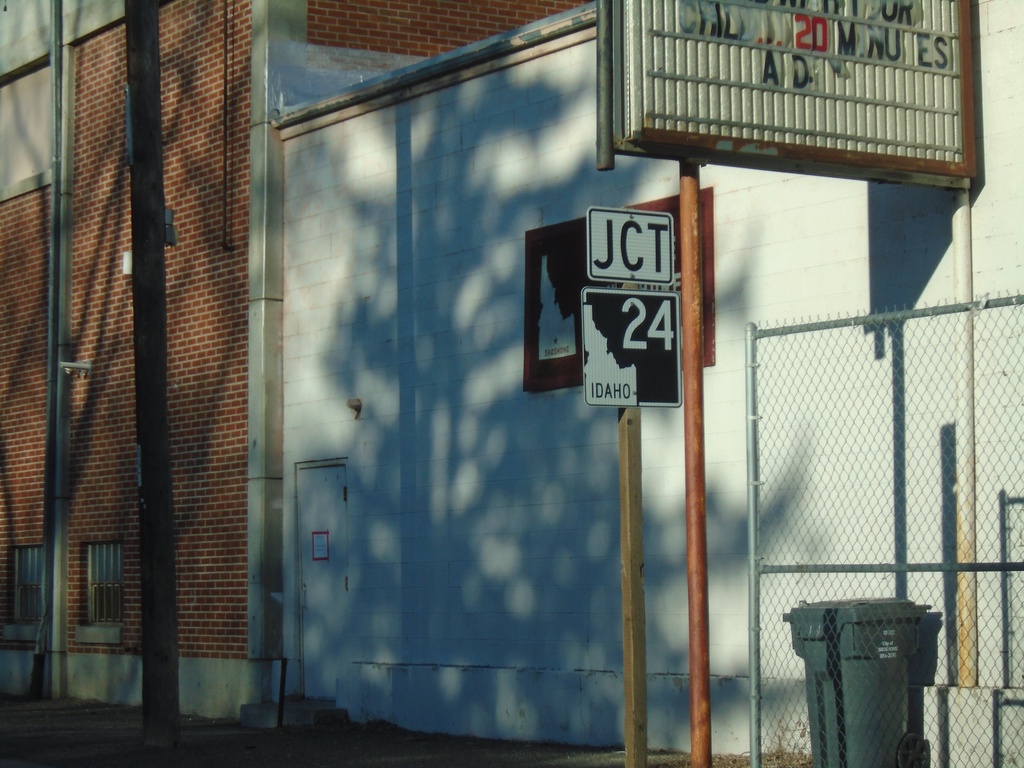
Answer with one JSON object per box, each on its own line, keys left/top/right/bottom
{"left": 746, "top": 296, "right": 1024, "bottom": 768}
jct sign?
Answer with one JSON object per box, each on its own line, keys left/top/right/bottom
{"left": 587, "top": 207, "right": 675, "bottom": 285}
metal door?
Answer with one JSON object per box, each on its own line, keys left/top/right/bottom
{"left": 297, "top": 461, "right": 348, "bottom": 700}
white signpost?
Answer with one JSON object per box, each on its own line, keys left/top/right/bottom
{"left": 582, "top": 207, "right": 681, "bottom": 408}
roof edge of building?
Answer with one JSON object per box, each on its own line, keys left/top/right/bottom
{"left": 275, "top": 2, "right": 597, "bottom": 139}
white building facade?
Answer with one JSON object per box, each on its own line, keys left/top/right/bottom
{"left": 277, "top": 2, "right": 1023, "bottom": 753}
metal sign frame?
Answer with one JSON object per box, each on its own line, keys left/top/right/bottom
{"left": 601, "top": 0, "right": 976, "bottom": 188}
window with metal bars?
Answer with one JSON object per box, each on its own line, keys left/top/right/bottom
{"left": 87, "top": 542, "right": 123, "bottom": 623}
{"left": 14, "top": 545, "right": 43, "bottom": 622}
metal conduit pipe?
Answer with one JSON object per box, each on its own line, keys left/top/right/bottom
{"left": 595, "top": 0, "right": 615, "bottom": 171}
{"left": 36, "top": 0, "right": 71, "bottom": 700}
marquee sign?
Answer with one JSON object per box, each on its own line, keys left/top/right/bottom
{"left": 610, "top": 0, "right": 975, "bottom": 187}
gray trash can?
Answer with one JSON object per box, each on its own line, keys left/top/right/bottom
{"left": 783, "top": 598, "right": 931, "bottom": 768}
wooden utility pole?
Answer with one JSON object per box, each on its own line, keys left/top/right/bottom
{"left": 619, "top": 407, "right": 648, "bottom": 768}
{"left": 125, "top": 0, "right": 181, "bottom": 748}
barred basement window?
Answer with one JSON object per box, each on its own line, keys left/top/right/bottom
{"left": 14, "top": 545, "right": 43, "bottom": 622}
{"left": 88, "top": 542, "right": 123, "bottom": 623}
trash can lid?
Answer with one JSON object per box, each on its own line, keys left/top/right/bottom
{"left": 783, "top": 598, "right": 930, "bottom": 640}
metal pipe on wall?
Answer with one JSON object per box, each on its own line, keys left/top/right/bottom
{"left": 595, "top": 0, "right": 615, "bottom": 171}
{"left": 37, "top": 0, "right": 71, "bottom": 699}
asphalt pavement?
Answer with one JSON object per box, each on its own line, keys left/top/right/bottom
{"left": 0, "top": 695, "right": 754, "bottom": 768}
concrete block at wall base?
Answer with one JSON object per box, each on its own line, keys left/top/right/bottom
{"left": 924, "top": 686, "right": 1024, "bottom": 768}
{"left": 64, "top": 655, "right": 274, "bottom": 719}
{"left": 240, "top": 699, "right": 348, "bottom": 729}
{"left": 646, "top": 673, "right": 749, "bottom": 755}
{"left": 67, "top": 653, "right": 142, "bottom": 706}
{"left": 351, "top": 663, "right": 623, "bottom": 746}
{"left": 0, "top": 650, "right": 278, "bottom": 720}
{"left": 347, "top": 662, "right": 751, "bottom": 753}
{"left": 0, "top": 649, "right": 37, "bottom": 694}
{"left": 178, "top": 657, "right": 269, "bottom": 719}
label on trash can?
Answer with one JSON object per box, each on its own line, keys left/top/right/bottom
{"left": 878, "top": 631, "right": 898, "bottom": 660}
{"left": 784, "top": 598, "right": 930, "bottom": 660}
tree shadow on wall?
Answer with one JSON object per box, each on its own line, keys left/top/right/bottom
{"left": 285, "top": 60, "right": 756, "bottom": 748}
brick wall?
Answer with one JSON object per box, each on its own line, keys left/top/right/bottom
{"left": 2, "top": 0, "right": 583, "bottom": 666}
{"left": 159, "top": 0, "right": 252, "bottom": 660}
{"left": 63, "top": 0, "right": 252, "bottom": 659}
{"left": 69, "top": 17, "right": 139, "bottom": 654}
{"left": 0, "top": 189, "right": 49, "bottom": 639}
{"left": 308, "top": 0, "right": 587, "bottom": 56}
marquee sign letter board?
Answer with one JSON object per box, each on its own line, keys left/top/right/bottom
{"left": 610, "top": 0, "right": 975, "bottom": 187}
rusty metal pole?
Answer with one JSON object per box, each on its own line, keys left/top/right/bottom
{"left": 680, "top": 162, "right": 711, "bottom": 768}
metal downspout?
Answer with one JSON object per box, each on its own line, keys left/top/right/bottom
{"left": 36, "top": 0, "right": 70, "bottom": 699}
{"left": 248, "top": 0, "right": 294, "bottom": 675}
{"left": 595, "top": 0, "right": 615, "bottom": 171}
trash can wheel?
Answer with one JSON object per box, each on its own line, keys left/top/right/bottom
{"left": 896, "top": 732, "right": 930, "bottom": 768}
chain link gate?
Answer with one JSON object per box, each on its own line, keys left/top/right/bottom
{"left": 746, "top": 296, "right": 1024, "bottom": 768}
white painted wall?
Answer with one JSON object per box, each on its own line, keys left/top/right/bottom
{"left": 0, "top": 0, "right": 124, "bottom": 74}
{"left": 281, "top": 2, "right": 1024, "bottom": 753}
{"left": 971, "top": 0, "right": 1024, "bottom": 298}
{"left": 0, "top": 66, "right": 50, "bottom": 191}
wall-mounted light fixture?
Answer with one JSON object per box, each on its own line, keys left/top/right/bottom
{"left": 165, "top": 208, "right": 178, "bottom": 246}
{"left": 346, "top": 398, "right": 362, "bottom": 419}
{"left": 59, "top": 360, "right": 92, "bottom": 378}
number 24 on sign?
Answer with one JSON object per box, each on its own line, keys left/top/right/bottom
{"left": 622, "top": 295, "right": 674, "bottom": 350}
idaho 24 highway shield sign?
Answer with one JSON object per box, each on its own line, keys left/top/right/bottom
{"left": 581, "top": 286, "right": 681, "bottom": 408}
